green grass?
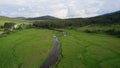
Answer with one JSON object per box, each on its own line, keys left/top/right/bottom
{"left": 77, "top": 25, "right": 120, "bottom": 33}
{"left": 77, "top": 25, "right": 120, "bottom": 37}
{"left": 0, "top": 29, "right": 54, "bottom": 68}
{"left": 56, "top": 29, "right": 120, "bottom": 68}
{"left": 0, "top": 28, "right": 120, "bottom": 68}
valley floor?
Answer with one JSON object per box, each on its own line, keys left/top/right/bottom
{"left": 0, "top": 29, "right": 120, "bottom": 68}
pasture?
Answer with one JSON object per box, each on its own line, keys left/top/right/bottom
{"left": 0, "top": 28, "right": 120, "bottom": 68}
{"left": 0, "top": 29, "right": 54, "bottom": 68}
{"left": 56, "top": 30, "right": 120, "bottom": 68}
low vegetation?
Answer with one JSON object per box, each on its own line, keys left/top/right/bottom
{"left": 78, "top": 25, "right": 120, "bottom": 37}
{"left": 0, "top": 29, "right": 54, "bottom": 68}
{"left": 56, "top": 30, "right": 120, "bottom": 68}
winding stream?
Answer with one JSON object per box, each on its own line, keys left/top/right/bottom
{"left": 40, "top": 36, "right": 61, "bottom": 68}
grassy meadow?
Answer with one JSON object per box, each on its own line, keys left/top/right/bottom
{"left": 0, "top": 28, "right": 120, "bottom": 68}
{"left": 77, "top": 25, "right": 120, "bottom": 37}
{"left": 0, "top": 29, "right": 54, "bottom": 68}
{"left": 56, "top": 30, "right": 120, "bottom": 68}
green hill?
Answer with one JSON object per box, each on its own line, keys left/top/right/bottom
{"left": 26, "top": 15, "right": 60, "bottom": 20}
{"left": 65, "top": 10, "right": 120, "bottom": 26}
{"left": 0, "top": 16, "right": 28, "bottom": 26}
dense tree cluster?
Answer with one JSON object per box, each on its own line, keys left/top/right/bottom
{"left": 32, "top": 19, "right": 91, "bottom": 29}
{"left": 4, "top": 22, "right": 15, "bottom": 33}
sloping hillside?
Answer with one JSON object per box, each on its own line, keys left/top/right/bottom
{"left": 89, "top": 11, "right": 120, "bottom": 25}
{"left": 0, "top": 16, "right": 28, "bottom": 26}
{"left": 66, "top": 10, "right": 120, "bottom": 26}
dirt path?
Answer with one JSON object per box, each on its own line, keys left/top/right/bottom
{"left": 40, "top": 36, "right": 61, "bottom": 68}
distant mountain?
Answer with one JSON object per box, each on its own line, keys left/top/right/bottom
{"left": 65, "top": 10, "right": 120, "bottom": 25}
{"left": 89, "top": 10, "right": 120, "bottom": 25}
{"left": 26, "top": 15, "right": 60, "bottom": 20}
{"left": 15, "top": 17, "right": 26, "bottom": 19}
{"left": 95, "top": 11, "right": 120, "bottom": 18}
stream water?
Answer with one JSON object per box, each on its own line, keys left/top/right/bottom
{"left": 40, "top": 36, "right": 61, "bottom": 68}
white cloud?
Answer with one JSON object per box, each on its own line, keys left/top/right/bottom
{"left": 0, "top": 0, "right": 120, "bottom": 18}
{"left": 67, "top": 0, "right": 104, "bottom": 18}
{"left": 53, "top": 9, "right": 68, "bottom": 18}
{"left": 18, "top": 8, "right": 25, "bottom": 11}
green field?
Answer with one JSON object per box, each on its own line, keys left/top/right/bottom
{"left": 55, "top": 29, "right": 120, "bottom": 68}
{"left": 0, "top": 28, "right": 120, "bottom": 68}
{"left": 0, "top": 29, "right": 54, "bottom": 68}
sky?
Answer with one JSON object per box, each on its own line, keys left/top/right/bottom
{"left": 0, "top": 0, "right": 120, "bottom": 18}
